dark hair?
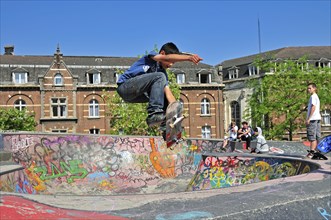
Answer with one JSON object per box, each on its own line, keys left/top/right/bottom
{"left": 242, "top": 121, "right": 248, "bottom": 125}
{"left": 254, "top": 127, "right": 258, "bottom": 132}
{"left": 307, "top": 82, "right": 317, "bottom": 88}
{"left": 160, "top": 42, "right": 180, "bottom": 55}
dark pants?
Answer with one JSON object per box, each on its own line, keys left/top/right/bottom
{"left": 117, "top": 72, "right": 168, "bottom": 114}
{"left": 241, "top": 135, "right": 251, "bottom": 149}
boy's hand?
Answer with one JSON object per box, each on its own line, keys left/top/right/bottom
{"left": 189, "top": 54, "right": 203, "bottom": 64}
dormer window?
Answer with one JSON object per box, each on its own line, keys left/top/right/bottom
{"left": 86, "top": 69, "right": 101, "bottom": 84}
{"left": 54, "top": 73, "right": 63, "bottom": 86}
{"left": 228, "top": 67, "right": 239, "bottom": 79}
{"left": 315, "top": 58, "right": 331, "bottom": 68}
{"left": 13, "top": 72, "right": 28, "bottom": 84}
{"left": 198, "top": 72, "right": 211, "bottom": 84}
{"left": 248, "top": 65, "right": 259, "bottom": 76}
{"left": 176, "top": 73, "right": 185, "bottom": 84}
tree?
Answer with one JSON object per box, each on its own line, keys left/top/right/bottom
{"left": 104, "top": 47, "right": 181, "bottom": 136}
{"left": 0, "top": 108, "right": 37, "bottom": 131}
{"left": 246, "top": 57, "right": 331, "bottom": 140}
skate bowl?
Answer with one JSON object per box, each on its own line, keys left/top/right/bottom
{"left": 0, "top": 132, "right": 321, "bottom": 195}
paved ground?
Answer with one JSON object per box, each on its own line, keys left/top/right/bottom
{"left": 2, "top": 159, "right": 329, "bottom": 220}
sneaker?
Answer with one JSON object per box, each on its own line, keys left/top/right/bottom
{"left": 146, "top": 112, "right": 165, "bottom": 127}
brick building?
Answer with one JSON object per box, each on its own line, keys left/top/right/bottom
{"left": 0, "top": 46, "right": 225, "bottom": 139}
{"left": 218, "top": 46, "right": 331, "bottom": 140}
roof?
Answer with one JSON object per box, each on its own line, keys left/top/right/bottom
{"left": 220, "top": 46, "right": 331, "bottom": 68}
{"left": 0, "top": 54, "right": 212, "bottom": 69}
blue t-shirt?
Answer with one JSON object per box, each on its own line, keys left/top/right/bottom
{"left": 117, "top": 51, "right": 168, "bottom": 84}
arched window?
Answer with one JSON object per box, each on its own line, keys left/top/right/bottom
{"left": 54, "top": 73, "right": 63, "bottom": 85}
{"left": 230, "top": 101, "right": 241, "bottom": 126}
{"left": 14, "top": 99, "right": 26, "bottom": 111}
{"left": 89, "top": 99, "right": 99, "bottom": 117}
{"left": 201, "top": 98, "right": 210, "bottom": 116}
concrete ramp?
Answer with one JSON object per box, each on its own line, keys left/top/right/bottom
{"left": 0, "top": 133, "right": 319, "bottom": 196}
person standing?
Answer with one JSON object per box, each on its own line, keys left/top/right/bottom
{"left": 306, "top": 83, "right": 321, "bottom": 158}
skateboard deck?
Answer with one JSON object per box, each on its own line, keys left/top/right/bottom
{"left": 311, "top": 151, "right": 328, "bottom": 160}
{"left": 165, "top": 101, "right": 187, "bottom": 149}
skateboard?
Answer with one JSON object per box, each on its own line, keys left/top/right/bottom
{"left": 164, "top": 101, "right": 187, "bottom": 149}
{"left": 308, "top": 150, "right": 328, "bottom": 160}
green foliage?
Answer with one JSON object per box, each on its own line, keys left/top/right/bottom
{"left": 246, "top": 58, "right": 331, "bottom": 140}
{"left": 0, "top": 108, "right": 37, "bottom": 131}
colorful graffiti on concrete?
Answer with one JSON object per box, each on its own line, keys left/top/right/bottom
{"left": 0, "top": 133, "right": 204, "bottom": 195}
{"left": 187, "top": 155, "right": 317, "bottom": 191}
{"left": 0, "top": 195, "right": 128, "bottom": 220}
{"left": 0, "top": 133, "right": 319, "bottom": 196}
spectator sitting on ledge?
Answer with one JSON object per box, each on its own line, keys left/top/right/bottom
{"left": 251, "top": 127, "right": 269, "bottom": 154}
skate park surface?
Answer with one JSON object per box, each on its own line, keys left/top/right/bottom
{"left": 0, "top": 132, "right": 330, "bottom": 220}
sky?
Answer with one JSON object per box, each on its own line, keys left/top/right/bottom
{"left": 1, "top": 0, "right": 330, "bottom": 65}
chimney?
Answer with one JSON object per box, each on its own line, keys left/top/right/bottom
{"left": 4, "top": 45, "right": 14, "bottom": 55}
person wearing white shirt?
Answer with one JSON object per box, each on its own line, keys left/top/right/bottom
{"left": 306, "top": 83, "right": 322, "bottom": 158}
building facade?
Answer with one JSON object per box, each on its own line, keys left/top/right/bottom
{"left": 0, "top": 46, "right": 225, "bottom": 139}
{"left": 218, "top": 46, "right": 331, "bottom": 140}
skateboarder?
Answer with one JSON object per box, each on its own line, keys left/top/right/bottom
{"left": 116, "top": 42, "right": 203, "bottom": 132}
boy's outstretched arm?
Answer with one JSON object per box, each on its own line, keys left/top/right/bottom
{"left": 153, "top": 53, "right": 203, "bottom": 64}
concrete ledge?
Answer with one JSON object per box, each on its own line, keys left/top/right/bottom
{"left": 0, "top": 163, "right": 23, "bottom": 176}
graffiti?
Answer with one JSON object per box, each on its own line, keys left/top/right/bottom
{"left": 188, "top": 156, "right": 313, "bottom": 191}
{"left": 11, "top": 136, "right": 34, "bottom": 152}
{"left": 156, "top": 211, "right": 213, "bottom": 220}
{"left": 149, "top": 138, "right": 176, "bottom": 178}
{"left": 318, "top": 201, "right": 331, "bottom": 220}
{"left": 33, "top": 159, "right": 88, "bottom": 183}
{"left": 0, "top": 133, "right": 318, "bottom": 196}
{"left": 0, "top": 195, "right": 128, "bottom": 220}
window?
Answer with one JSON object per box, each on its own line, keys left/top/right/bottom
{"left": 89, "top": 99, "right": 99, "bottom": 117}
{"left": 54, "top": 73, "right": 63, "bottom": 85}
{"left": 52, "top": 129, "right": 67, "bottom": 133}
{"left": 202, "top": 126, "right": 211, "bottom": 139}
{"left": 179, "top": 99, "right": 184, "bottom": 108}
{"left": 201, "top": 98, "right": 210, "bottom": 116}
{"left": 14, "top": 99, "right": 26, "bottom": 111}
{"left": 296, "top": 62, "right": 308, "bottom": 71}
{"left": 315, "top": 58, "right": 331, "bottom": 68}
{"left": 231, "top": 101, "right": 241, "bottom": 126}
{"left": 51, "top": 98, "right": 67, "bottom": 118}
{"left": 248, "top": 65, "right": 259, "bottom": 76}
{"left": 90, "top": 128, "right": 100, "bottom": 134}
{"left": 321, "top": 110, "right": 330, "bottom": 125}
{"left": 87, "top": 71, "right": 100, "bottom": 84}
{"left": 198, "top": 73, "right": 211, "bottom": 83}
{"left": 177, "top": 73, "right": 185, "bottom": 84}
{"left": 13, "top": 72, "right": 28, "bottom": 84}
{"left": 228, "top": 68, "right": 239, "bottom": 79}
